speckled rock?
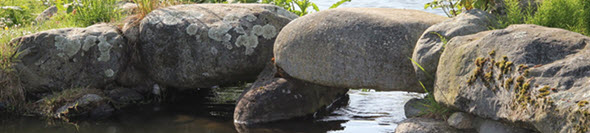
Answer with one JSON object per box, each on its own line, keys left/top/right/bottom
{"left": 11, "top": 23, "right": 128, "bottom": 93}
{"left": 412, "top": 9, "right": 496, "bottom": 90}
{"left": 274, "top": 8, "right": 447, "bottom": 92}
{"left": 475, "top": 118, "right": 532, "bottom": 133}
{"left": 234, "top": 62, "right": 348, "bottom": 124}
{"left": 435, "top": 24, "right": 590, "bottom": 133}
{"left": 395, "top": 118, "right": 463, "bottom": 133}
{"left": 139, "top": 4, "right": 295, "bottom": 89}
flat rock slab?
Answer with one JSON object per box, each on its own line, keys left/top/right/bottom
{"left": 139, "top": 4, "right": 295, "bottom": 89}
{"left": 274, "top": 8, "right": 447, "bottom": 92}
{"left": 11, "top": 23, "right": 127, "bottom": 92}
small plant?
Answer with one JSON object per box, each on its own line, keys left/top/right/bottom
{"left": 262, "top": 0, "right": 351, "bottom": 16}
{"left": 416, "top": 81, "right": 453, "bottom": 120}
{"left": 72, "top": 0, "right": 122, "bottom": 27}
{"left": 425, "top": 0, "right": 496, "bottom": 17}
{"left": 498, "top": 0, "right": 590, "bottom": 36}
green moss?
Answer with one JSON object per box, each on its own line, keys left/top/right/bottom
{"left": 504, "top": 77, "right": 513, "bottom": 89}
{"left": 475, "top": 57, "right": 486, "bottom": 66}
{"left": 579, "top": 100, "right": 589, "bottom": 107}
{"left": 484, "top": 72, "right": 493, "bottom": 81}
{"left": 516, "top": 76, "right": 525, "bottom": 83}
{"left": 539, "top": 86, "right": 550, "bottom": 92}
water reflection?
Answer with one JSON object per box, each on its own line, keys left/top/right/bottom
{"left": 0, "top": 90, "right": 421, "bottom": 133}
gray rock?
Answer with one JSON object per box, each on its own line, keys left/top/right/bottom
{"left": 139, "top": 4, "right": 295, "bottom": 89}
{"left": 274, "top": 8, "right": 447, "bottom": 92}
{"left": 11, "top": 23, "right": 128, "bottom": 93}
{"left": 395, "top": 118, "right": 463, "bottom": 133}
{"left": 447, "top": 112, "right": 474, "bottom": 129}
{"left": 412, "top": 9, "right": 497, "bottom": 90}
{"left": 106, "top": 87, "right": 144, "bottom": 106}
{"left": 234, "top": 62, "right": 348, "bottom": 124}
{"left": 435, "top": 24, "right": 590, "bottom": 133}
{"left": 404, "top": 98, "right": 428, "bottom": 118}
{"left": 35, "top": 6, "right": 58, "bottom": 23}
{"left": 475, "top": 118, "right": 532, "bottom": 133}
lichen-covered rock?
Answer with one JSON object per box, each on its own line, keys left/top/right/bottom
{"left": 274, "top": 8, "right": 446, "bottom": 92}
{"left": 395, "top": 118, "right": 463, "bottom": 133}
{"left": 11, "top": 23, "right": 128, "bottom": 93}
{"left": 404, "top": 98, "right": 428, "bottom": 118}
{"left": 139, "top": 4, "right": 295, "bottom": 89}
{"left": 435, "top": 24, "right": 590, "bottom": 133}
{"left": 447, "top": 112, "right": 474, "bottom": 129}
{"left": 412, "top": 9, "right": 496, "bottom": 90}
{"left": 234, "top": 62, "right": 348, "bottom": 124}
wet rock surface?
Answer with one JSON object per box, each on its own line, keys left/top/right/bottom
{"left": 11, "top": 23, "right": 128, "bottom": 93}
{"left": 412, "top": 9, "right": 497, "bottom": 90}
{"left": 274, "top": 8, "right": 447, "bottom": 92}
{"left": 139, "top": 4, "right": 295, "bottom": 89}
{"left": 234, "top": 63, "right": 349, "bottom": 124}
{"left": 394, "top": 118, "right": 463, "bottom": 133}
{"left": 435, "top": 24, "right": 590, "bottom": 133}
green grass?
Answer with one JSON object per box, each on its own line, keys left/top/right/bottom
{"left": 499, "top": 0, "right": 590, "bottom": 36}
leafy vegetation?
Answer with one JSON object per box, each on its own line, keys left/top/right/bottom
{"left": 498, "top": 0, "right": 590, "bottom": 36}
{"left": 71, "top": 0, "right": 122, "bottom": 27}
{"left": 261, "top": 0, "right": 350, "bottom": 16}
{"left": 425, "top": 0, "right": 496, "bottom": 17}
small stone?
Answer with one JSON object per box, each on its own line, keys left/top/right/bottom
{"left": 447, "top": 112, "right": 474, "bottom": 129}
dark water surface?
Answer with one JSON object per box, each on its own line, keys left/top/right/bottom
{"left": 1, "top": 90, "right": 421, "bottom": 133}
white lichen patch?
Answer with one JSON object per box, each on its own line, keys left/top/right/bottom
{"left": 208, "top": 23, "right": 233, "bottom": 42}
{"left": 245, "top": 14, "right": 257, "bottom": 22}
{"left": 97, "top": 36, "right": 113, "bottom": 62}
{"left": 235, "top": 34, "right": 258, "bottom": 55}
{"left": 104, "top": 69, "right": 115, "bottom": 77}
{"left": 54, "top": 35, "right": 82, "bottom": 58}
{"left": 186, "top": 23, "right": 200, "bottom": 35}
{"left": 223, "top": 41, "right": 233, "bottom": 50}
{"left": 235, "top": 26, "right": 246, "bottom": 34}
{"left": 82, "top": 35, "right": 97, "bottom": 51}
{"left": 223, "top": 14, "right": 240, "bottom": 22}
{"left": 251, "top": 25, "right": 263, "bottom": 36}
{"left": 261, "top": 24, "right": 277, "bottom": 39}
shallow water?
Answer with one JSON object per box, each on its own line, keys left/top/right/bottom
{"left": 313, "top": 0, "right": 446, "bottom": 16}
{"left": 2, "top": 1, "right": 436, "bottom": 132}
{"left": 1, "top": 90, "right": 421, "bottom": 133}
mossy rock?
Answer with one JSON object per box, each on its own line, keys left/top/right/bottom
{"left": 435, "top": 24, "right": 590, "bottom": 133}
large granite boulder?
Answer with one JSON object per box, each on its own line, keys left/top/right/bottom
{"left": 412, "top": 9, "right": 497, "bottom": 90}
{"left": 274, "top": 8, "right": 447, "bottom": 92}
{"left": 234, "top": 62, "right": 348, "bottom": 124}
{"left": 139, "top": 4, "right": 295, "bottom": 89}
{"left": 435, "top": 24, "right": 590, "bottom": 133}
{"left": 11, "top": 23, "right": 128, "bottom": 93}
